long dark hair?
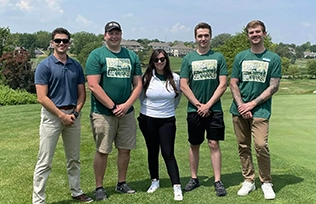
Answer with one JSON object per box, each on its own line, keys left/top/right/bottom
{"left": 142, "top": 49, "right": 179, "bottom": 97}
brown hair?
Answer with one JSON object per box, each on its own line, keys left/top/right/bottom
{"left": 194, "top": 22, "right": 212, "bottom": 37}
{"left": 245, "top": 20, "right": 266, "bottom": 33}
{"left": 142, "top": 49, "right": 179, "bottom": 97}
{"left": 52, "top": 27, "right": 71, "bottom": 40}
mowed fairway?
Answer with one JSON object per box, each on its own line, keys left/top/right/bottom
{"left": 0, "top": 90, "right": 316, "bottom": 203}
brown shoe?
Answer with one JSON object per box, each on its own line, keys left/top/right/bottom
{"left": 72, "top": 194, "right": 93, "bottom": 203}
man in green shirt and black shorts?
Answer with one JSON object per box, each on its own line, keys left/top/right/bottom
{"left": 180, "top": 22, "right": 228, "bottom": 197}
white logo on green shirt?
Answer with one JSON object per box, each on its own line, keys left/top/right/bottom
{"left": 242, "top": 60, "right": 268, "bottom": 83}
{"left": 192, "top": 59, "right": 217, "bottom": 81}
{"left": 106, "top": 58, "right": 132, "bottom": 78}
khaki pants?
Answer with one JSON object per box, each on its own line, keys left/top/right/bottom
{"left": 33, "top": 108, "right": 83, "bottom": 204}
{"left": 232, "top": 116, "right": 271, "bottom": 183}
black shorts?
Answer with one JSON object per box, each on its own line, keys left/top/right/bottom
{"left": 187, "top": 112, "right": 225, "bottom": 145}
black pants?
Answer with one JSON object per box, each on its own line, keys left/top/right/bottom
{"left": 138, "top": 113, "right": 181, "bottom": 185}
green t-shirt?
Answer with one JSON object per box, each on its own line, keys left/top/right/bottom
{"left": 229, "top": 49, "right": 282, "bottom": 119}
{"left": 180, "top": 50, "right": 228, "bottom": 112}
{"left": 85, "top": 46, "right": 142, "bottom": 115}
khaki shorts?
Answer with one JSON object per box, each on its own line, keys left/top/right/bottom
{"left": 90, "top": 110, "right": 137, "bottom": 154}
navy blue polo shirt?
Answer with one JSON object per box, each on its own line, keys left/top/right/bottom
{"left": 35, "top": 55, "right": 85, "bottom": 107}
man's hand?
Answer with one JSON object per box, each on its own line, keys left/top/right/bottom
{"left": 197, "top": 103, "right": 211, "bottom": 117}
{"left": 112, "top": 104, "right": 129, "bottom": 118}
{"left": 238, "top": 101, "right": 256, "bottom": 115}
{"left": 241, "top": 111, "right": 253, "bottom": 119}
{"left": 60, "top": 113, "right": 75, "bottom": 126}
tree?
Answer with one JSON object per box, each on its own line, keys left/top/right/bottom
{"left": 137, "top": 45, "right": 153, "bottom": 66}
{"left": 184, "top": 41, "right": 195, "bottom": 48}
{"left": 210, "top": 33, "right": 232, "bottom": 49}
{"left": 295, "top": 46, "right": 304, "bottom": 59}
{"left": 307, "top": 60, "right": 316, "bottom": 77}
{"left": 299, "top": 41, "right": 311, "bottom": 52}
{"left": 275, "top": 43, "right": 294, "bottom": 59}
{"left": 35, "top": 31, "right": 51, "bottom": 49}
{"left": 281, "top": 57, "right": 290, "bottom": 75}
{"left": 0, "top": 27, "right": 11, "bottom": 57}
{"left": 215, "top": 30, "right": 273, "bottom": 75}
{"left": 287, "top": 65, "right": 300, "bottom": 79}
{"left": 310, "top": 44, "right": 316, "bottom": 52}
{"left": 70, "top": 31, "right": 99, "bottom": 56}
{"left": 0, "top": 49, "right": 35, "bottom": 93}
{"left": 77, "top": 41, "right": 103, "bottom": 68}
{"left": 18, "top": 33, "right": 37, "bottom": 50}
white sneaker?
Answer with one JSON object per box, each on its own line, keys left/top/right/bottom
{"left": 147, "top": 179, "right": 159, "bottom": 193}
{"left": 237, "top": 181, "right": 256, "bottom": 196}
{"left": 261, "top": 183, "right": 276, "bottom": 200}
{"left": 173, "top": 184, "right": 183, "bottom": 201}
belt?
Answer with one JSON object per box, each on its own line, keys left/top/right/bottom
{"left": 58, "top": 105, "right": 75, "bottom": 110}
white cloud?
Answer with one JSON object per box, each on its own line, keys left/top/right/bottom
{"left": 75, "top": 15, "right": 93, "bottom": 27}
{"left": 301, "top": 21, "right": 311, "bottom": 27}
{"left": 16, "top": 0, "right": 33, "bottom": 12}
{"left": 170, "top": 23, "right": 190, "bottom": 33}
{"left": 45, "top": 0, "right": 63, "bottom": 13}
{"left": 122, "top": 13, "right": 133, "bottom": 18}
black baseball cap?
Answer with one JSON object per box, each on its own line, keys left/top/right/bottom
{"left": 104, "top": 21, "right": 122, "bottom": 32}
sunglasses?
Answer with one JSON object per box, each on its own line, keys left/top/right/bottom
{"left": 154, "top": 57, "right": 166, "bottom": 63}
{"left": 53, "top": 38, "right": 70, "bottom": 44}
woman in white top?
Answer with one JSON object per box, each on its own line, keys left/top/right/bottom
{"left": 138, "top": 49, "right": 183, "bottom": 201}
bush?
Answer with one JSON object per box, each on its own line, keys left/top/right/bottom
{"left": 0, "top": 49, "right": 36, "bottom": 93}
{"left": 0, "top": 85, "right": 37, "bottom": 105}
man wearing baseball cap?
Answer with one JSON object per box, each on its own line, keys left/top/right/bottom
{"left": 104, "top": 21, "right": 122, "bottom": 32}
{"left": 85, "top": 21, "right": 142, "bottom": 201}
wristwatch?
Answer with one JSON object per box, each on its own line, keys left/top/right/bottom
{"left": 109, "top": 104, "right": 117, "bottom": 111}
{"left": 73, "top": 111, "right": 79, "bottom": 119}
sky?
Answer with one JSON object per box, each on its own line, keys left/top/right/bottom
{"left": 1, "top": 0, "right": 315, "bottom": 46}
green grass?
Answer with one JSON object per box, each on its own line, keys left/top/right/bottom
{"left": 169, "top": 56, "right": 183, "bottom": 72}
{"left": 277, "top": 79, "right": 316, "bottom": 94}
{"left": 1, "top": 81, "right": 316, "bottom": 203}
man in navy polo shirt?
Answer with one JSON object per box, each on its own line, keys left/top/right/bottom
{"left": 33, "top": 27, "right": 92, "bottom": 203}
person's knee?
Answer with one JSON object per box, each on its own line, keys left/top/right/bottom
{"left": 118, "top": 149, "right": 131, "bottom": 155}
{"left": 254, "top": 142, "right": 268, "bottom": 152}
{"left": 190, "top": 144, "right": 200, "bottom": 151}
{"left": 95, "top": 151, "right": 108, "bottom": 159}
{"left": 208, "top": 140, "right": 219, "bottom": 150}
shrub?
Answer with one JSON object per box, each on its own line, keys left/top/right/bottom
{"left": 0, "top": 85, "right": 37, "bottom": 105}
{"left": 0, "top": 49, "right": 36, "bottom": 93}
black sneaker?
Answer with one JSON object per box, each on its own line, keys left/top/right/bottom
{"left": 214, "top": 181, "right": 227, "bottom": 196}
{"left": 115, "top": 183, "right": 136, "bottom": 194}
{"left": 72, "top": 194, "right": 94, "bottom": 203}
{"left": 95, "top": 187, "right": 107, "bottom": 201}
{"left": 184, "top": 178, "right": 200, "bottom": 191}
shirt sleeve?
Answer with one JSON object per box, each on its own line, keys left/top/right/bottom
{"left": 180, "top": 57, "right": 190, "bottom": 78}
{"left": 34, "top": 60, "right": 50, "bottom": 85}
{"left": 85, "top": 50, "right": 102, "bottom": 75}
{"left": 231, "top": 53, "right": 242, "bottom": 79}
